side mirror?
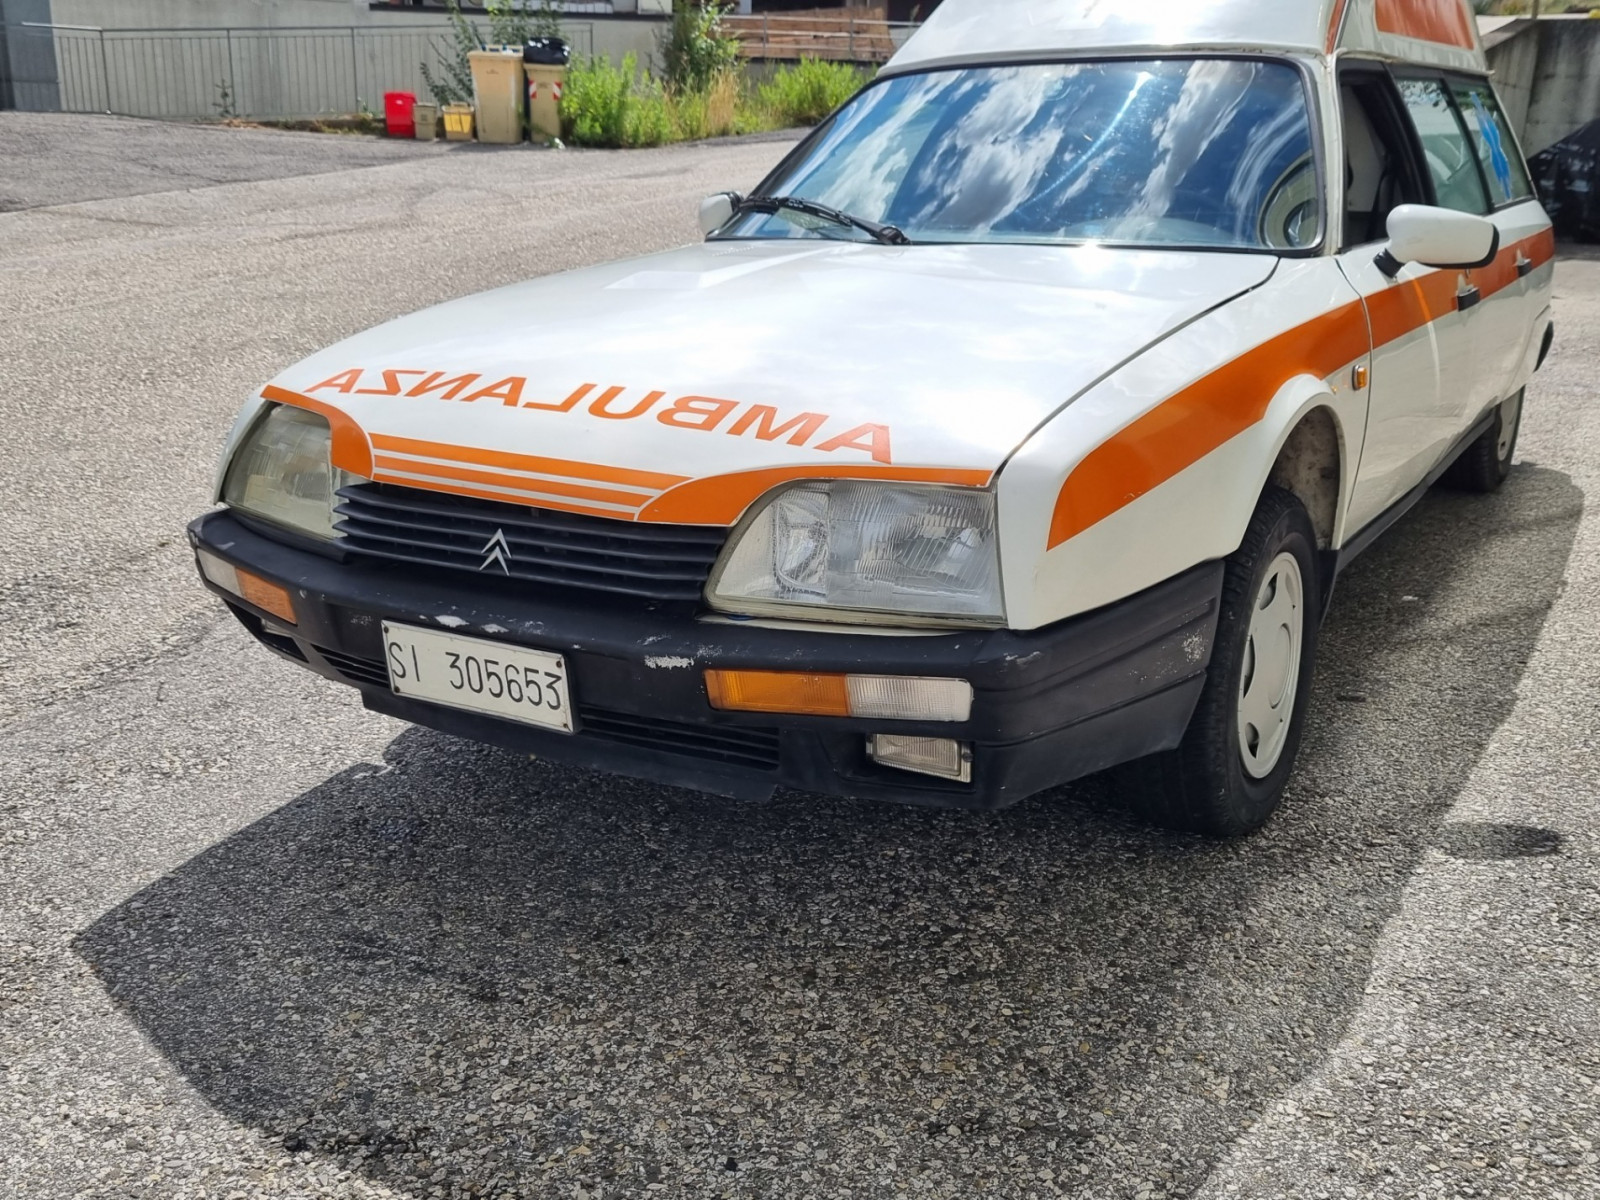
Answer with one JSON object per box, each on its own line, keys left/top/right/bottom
{"left": 1376, "top": 204, "right": 1500, "bottom": 278}
{"left": 698, "top": 191, "right": 742, "bottom": 237}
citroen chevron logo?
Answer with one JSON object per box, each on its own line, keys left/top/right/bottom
{"left": 480, "top": 528, "right": 512, "bottom": 574}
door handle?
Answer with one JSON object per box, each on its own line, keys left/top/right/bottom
{"left": 1516, "top": 253, "right": 1533, "bottom": 278}
{"left": 1457, "top": 284, "right": 1482, "bottom": 311}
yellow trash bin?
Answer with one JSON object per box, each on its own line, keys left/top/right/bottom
{"left": 442, "top": 102, "right": 475, "bottom": 141}
{"left": 413, "top": 102, "right": 439, "bottom": 140}
{"left": 469, "top": 47, "right": 526, "bottom": 144}
{"left": 524, "top": 62, "right": 567, "bottom": 140}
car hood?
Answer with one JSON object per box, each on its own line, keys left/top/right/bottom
{"left": 269, "top": 240, "right": 1276, "bottom": 525}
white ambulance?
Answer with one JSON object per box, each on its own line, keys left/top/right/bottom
{"left": 192, "top": 0, "right": 1555, "bottom": 834}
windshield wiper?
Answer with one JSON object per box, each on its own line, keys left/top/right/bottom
{"left": 737, "top": 194, "right": 912, "bottom": 246}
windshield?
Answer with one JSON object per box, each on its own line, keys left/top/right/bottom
{"left": 724, "top": 58, "right": 1322, "bottom": 252}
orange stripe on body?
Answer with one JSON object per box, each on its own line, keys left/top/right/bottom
{"left": 371, "top": 463, "right": 993, "bottom": 526}
{"left": 261, "top": 384, "right": 374, "bottom": 477}
{"left": 371, "top": 454, "right": 655, "bottom": 509}
{"left": 1364, "top": 266, "right": 1459, "bottom": 346}
{"left": 1374, "top": 0, "right": 1477, "bottom": 50}
{"left": 1046, "top": 230, "right": 1553, "bottom": 551}
{"left": 641, "top": 464, "right": 994, "bottom": 526}
{"left": 1325, "top": 0, "right": 1353, "bottom": 52}
{"left": 1047, "top": 303, "right": 1370, "bottom": 550}
{"left": 369, "top": 433, "right": 688, "bottom": 492}
{"left": 1520, "top": 226, "right": 1557, "bottom": 276}
{"left": 368, "top": 471, "right": 638, "bottom": 522}
{"left": 257, "top": 388, "right": 991, "bottom": 527}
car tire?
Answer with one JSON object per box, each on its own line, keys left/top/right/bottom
{"left": 1113, "top": 486, "right": 1321, "bottom": 837}
{"left": 1444, "top": 389, "right": 1522, "bottom": 494}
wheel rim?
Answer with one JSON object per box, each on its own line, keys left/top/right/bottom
{"left": 1237, "top": 552, "right": 1305, "bottom": 780}
{"left": 1496, "top": 393, "right": 1522, "bottom": 464}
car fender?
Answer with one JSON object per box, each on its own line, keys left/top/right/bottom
{"left": 998, "top": 259, "right": 1370, "bottom": 631}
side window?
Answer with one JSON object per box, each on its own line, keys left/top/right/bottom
{"left": 1397, "top": 77, "right": 1489, "bottom": 215}
{"left": 1338, "top": 72, "right": 1428, "bottom": 250}
{"left": 1449, "top": 79, "right": 1533, "bottom": 206}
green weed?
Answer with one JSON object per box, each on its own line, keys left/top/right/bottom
{"left": 561, "top": 57, "right": 872, "bottom": 149}
{"left": 757, "top": 58, "right": 868, "bottom": 127}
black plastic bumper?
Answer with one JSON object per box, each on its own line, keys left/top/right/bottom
{"left": 189, "top": 510, "right": 1223, "bottom": 810}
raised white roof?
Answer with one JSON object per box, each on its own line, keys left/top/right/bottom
{"left": 883, "top": 0, "right": 1487, "bottom": 77}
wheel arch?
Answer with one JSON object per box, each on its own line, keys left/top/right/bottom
{"left": 1249, "top": 372, "right": 1366, "bottom": 551}
{"left": 1264, "top": 403, "right": 1346, "bottom": 552}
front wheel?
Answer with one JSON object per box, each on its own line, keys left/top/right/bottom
{"left": 1114, "top": 487, "right": 1321, "bottom": 836}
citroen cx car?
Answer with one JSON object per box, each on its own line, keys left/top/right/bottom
{"left": 191, "top": 0, "right": 1554, "bottom": 835}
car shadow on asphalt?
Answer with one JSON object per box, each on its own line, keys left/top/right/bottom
{"left": 74, "top": 465, "right": 1582, "bottom": 1199}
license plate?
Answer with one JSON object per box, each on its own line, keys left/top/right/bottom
{"left": 380, "top": 622, "right": 574, "bottom": 733}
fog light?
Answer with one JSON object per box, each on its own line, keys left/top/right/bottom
{"left": 706, "top": 671, "right": 971, "bottom": 721}
{"left": 869, "top": 735, "right": 972, "bottom": 783}
{"left": 197, "top": 549, "right": 297, "bottom": 625}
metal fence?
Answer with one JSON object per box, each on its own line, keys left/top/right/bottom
{"left": 4, "top": 22, "right": 597, "bottom": 121}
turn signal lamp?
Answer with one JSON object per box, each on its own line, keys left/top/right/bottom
{"left": 705, "top": 670, "right": 972, "bottom": 722}
{"left": 197, "top": 549, "right": 297, "bottom": 625}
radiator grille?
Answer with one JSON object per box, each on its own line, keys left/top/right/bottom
{"left": 314, "top": 645, "right": 390, "bottom": 689}
{"left": 335, "top": 482, "right": 727, "bottom": 603}
{"left": 577, "top": 708, "right": 782, "bottom": 770}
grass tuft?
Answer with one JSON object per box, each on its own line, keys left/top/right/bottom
{"left": 560, "top": 56, "right": 871, "bottom": 149}
{"left": 756, "top": 58, "right": 868, "bottom": 128}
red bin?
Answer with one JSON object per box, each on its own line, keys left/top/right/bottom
{"left": 384, "top": 91, "right": 417, "bottom": 138}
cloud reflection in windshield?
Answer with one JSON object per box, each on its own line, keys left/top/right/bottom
{"left": 735, "top": 59, "right": 1319, "bottom": 251}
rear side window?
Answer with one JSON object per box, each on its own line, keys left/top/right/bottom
{"left": 1450, "top": 79, "right": 1533, "bottom": 205}
{"left": 1397, "top": 78, "right": 1489, "bottom": 215}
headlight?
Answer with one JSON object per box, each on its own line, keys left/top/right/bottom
{"left": 222, "top": 404, "right": 360, "bottom": 541}
{"left": 707, "top": 481, "right": 1004, "bottom": 626}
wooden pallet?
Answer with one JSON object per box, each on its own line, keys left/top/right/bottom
{"left": 723, "top": 12, "right": 902, "bottom": 63}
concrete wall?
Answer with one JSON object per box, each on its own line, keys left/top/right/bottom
{"left": 1523, "top": 19, "right": 1600, "bottom": 157}
{"left": 1486, "top": 16, "right": 1600, "bottom": 158}
{"left": 1483, "top": 20, "right": 1539, "bottom": 144}
{"left": 1, "top": 0, "right": 61, "bottom": 110}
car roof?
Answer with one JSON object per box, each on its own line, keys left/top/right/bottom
{"left": 882, "top": 0, "right": 1488, "bottom": 78}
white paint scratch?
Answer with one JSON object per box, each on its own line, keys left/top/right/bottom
{"left": 645, "top": 655, "right": 694, "bottom": 670}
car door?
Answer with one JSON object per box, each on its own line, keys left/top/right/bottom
{"left": 1444, "top": 74, "right": 1548, "bottom": 407}
{"left": 1392, "top": 73, "right": 1517, "bottom": 444}
{"left": 1336, "top": 66, "right": 1467, "bottom": 532}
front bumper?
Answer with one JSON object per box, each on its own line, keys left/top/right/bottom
{"left": 189, "top": 510, "right": 1222, "bottom": 810}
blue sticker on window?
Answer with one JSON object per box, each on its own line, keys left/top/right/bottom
{"left": 1472, "top": 91, "right": 1514, "bottom": 200}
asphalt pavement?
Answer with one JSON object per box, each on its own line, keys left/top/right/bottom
{"left": 1, "top": 113, "right": 1597, "bottom": 1200}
